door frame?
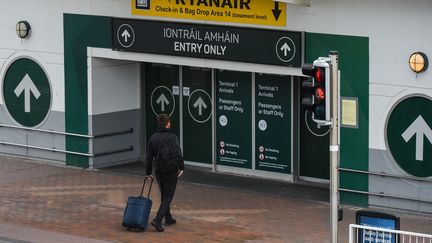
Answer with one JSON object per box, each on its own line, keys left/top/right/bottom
{"left": 180, "top": 66, "right": 214, "bottom": 168}
{"left": 89, "top": 47, "right": 301, "bottom": 181}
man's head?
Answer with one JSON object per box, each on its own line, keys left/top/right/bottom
{"left": 157, "top": 113, "right": 171, "bottom": 129}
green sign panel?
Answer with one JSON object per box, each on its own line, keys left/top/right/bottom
{"left": 113, "top": 18, "right": 302, "bottom": 67}
{"left": 3, "top": 58, "right": 51, "bottom": 127}
{"left": 150, "top": 86, "right": 176, "bottom": 117}
{"left": 255, "top": 74, "right": 291, "bottom": 173}
{"left": 216, "top": 70, "right": 251, "bottom": 168}
{"left": 187, "top": 89, "right": 212, "bottom": 124}
{"left": 387, "top": 96, "right": 432, "bottom": 177}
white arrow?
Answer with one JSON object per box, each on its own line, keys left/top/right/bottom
{"left": 121, "top": 29, "right": 131, "bottom": 43}
{"left": 280, "top": 43, "right": 291, "bottom": 56}
{"left": 156, "top": 94, "right": 169, "bottom": 112}
{"left": 401, "top": 115, "right": 432, "bottom": 161}
{"left": 193, "top": 97, "right": 207, "bottom": 116}
{"left": 14, "top": 74, "right": 41, "bottom": 113}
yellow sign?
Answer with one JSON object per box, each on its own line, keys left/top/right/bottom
{"left": 131, "top": 0, "right": 286, "bottom": 26}
{"left": 342, "top": 98, "right": 358, "bottom": 127}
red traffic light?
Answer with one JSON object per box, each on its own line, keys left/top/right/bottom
{"left": 301, "top": 59, "right": 331, "bottom": 122}
{"left": 314, "top": 67, "right": 324, "bottom": 82}
{"left": 302, "top": 64, "right": 325, "bottom": 83}
{"left": 315, "top": 87, "right": 325, "bottom": 102}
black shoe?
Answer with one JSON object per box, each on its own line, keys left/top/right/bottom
{"left": 164, "top": 218, "right": 177, "bottom": 226}
{"left": 151, "top": 220, "right": 165, "bottom": 232}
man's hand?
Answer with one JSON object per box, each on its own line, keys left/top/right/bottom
{"left": 177, "top": 170, "right": 184, "bottom": 178}
{"left": 146, "top": 175, "right": 153, "bottom": 180}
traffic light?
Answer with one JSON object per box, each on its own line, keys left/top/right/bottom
{"left": 301, "top": 59, "right": 330, "bottom": 123}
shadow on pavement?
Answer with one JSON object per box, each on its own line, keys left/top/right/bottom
{"left": 101, "top": 161, "right": 329, "bottom": 203}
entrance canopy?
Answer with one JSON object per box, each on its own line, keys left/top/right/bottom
{"left": 89, "top": 47, "right": 302, "bottom": 76}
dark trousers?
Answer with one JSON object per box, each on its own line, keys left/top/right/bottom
{"left": 155, "top": 172, "right": 178, "bottom": 223}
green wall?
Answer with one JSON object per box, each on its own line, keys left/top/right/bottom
{"left": 304, "top": 33, "right": 369, "bottom": 207}
{"left": 64, "top": 14, "right": 112, "bottom": 167}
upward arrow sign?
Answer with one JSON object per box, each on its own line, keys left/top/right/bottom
{"left": 280, "top": 43, "right": 291, "bottom": 56}
{"left": 121, "top": 29, "right": 131, "bottom": 43}
{"left": 193, "top": 97, "right": 207, "bottom": 116}
{"left": 401, "top": 115, "right": 432, "bottom": 161}
{"left": 14, "top": 74, "right": 41, "bottom": 113}
{"left": 156, "top": 93, "right": 169, "bottom": 112}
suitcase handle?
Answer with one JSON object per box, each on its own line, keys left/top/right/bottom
{"left": 140, "top": 177, "right": 153, "bottom": 198}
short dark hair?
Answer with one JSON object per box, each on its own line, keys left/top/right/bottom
{"left": 157, "top": 113, "right": 170, "bottom": 128}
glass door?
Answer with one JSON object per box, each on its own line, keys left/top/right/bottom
{"left": 145, "top": 63, "right": 180, "bottom": 140}
{"left": 182, "top": 66, "right": 212, "bottom": 164}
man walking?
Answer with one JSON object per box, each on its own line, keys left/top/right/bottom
{"left": 145, "top": 114, "right": 184, "bottom": 232}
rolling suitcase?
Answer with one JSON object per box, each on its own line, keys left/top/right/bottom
{"left": 122, "top": 177, "right": 153, "bottom": 231}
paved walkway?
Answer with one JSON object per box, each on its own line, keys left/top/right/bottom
{"left": 0, "top": 156, "right": 431, "bottom": 243}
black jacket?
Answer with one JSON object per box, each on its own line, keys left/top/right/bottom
{"left": 145, "top": 128, "right": 184, "bottom": 176}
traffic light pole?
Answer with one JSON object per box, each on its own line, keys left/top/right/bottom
{"left": 329, "top": 51, "right": 340, "bottom": 243}
{"left": 300, "top": 52, "right": 340, "bottom": 242}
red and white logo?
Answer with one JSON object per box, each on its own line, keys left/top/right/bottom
{"left": 220, "top": 141, "right": 225, "bottom": 148}
{"left": 220, "top": 149, "right": 225, "bottom": 155}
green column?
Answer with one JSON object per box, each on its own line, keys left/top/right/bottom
{"left": 304, "top": 32, "right": 369, "bottom": 207}
{"left": 64, "top": 14, "right": 112, "bottom": 167}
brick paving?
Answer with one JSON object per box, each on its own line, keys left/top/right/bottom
{"left": 0, "top": 156, "right": 431, "bottom": 242}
